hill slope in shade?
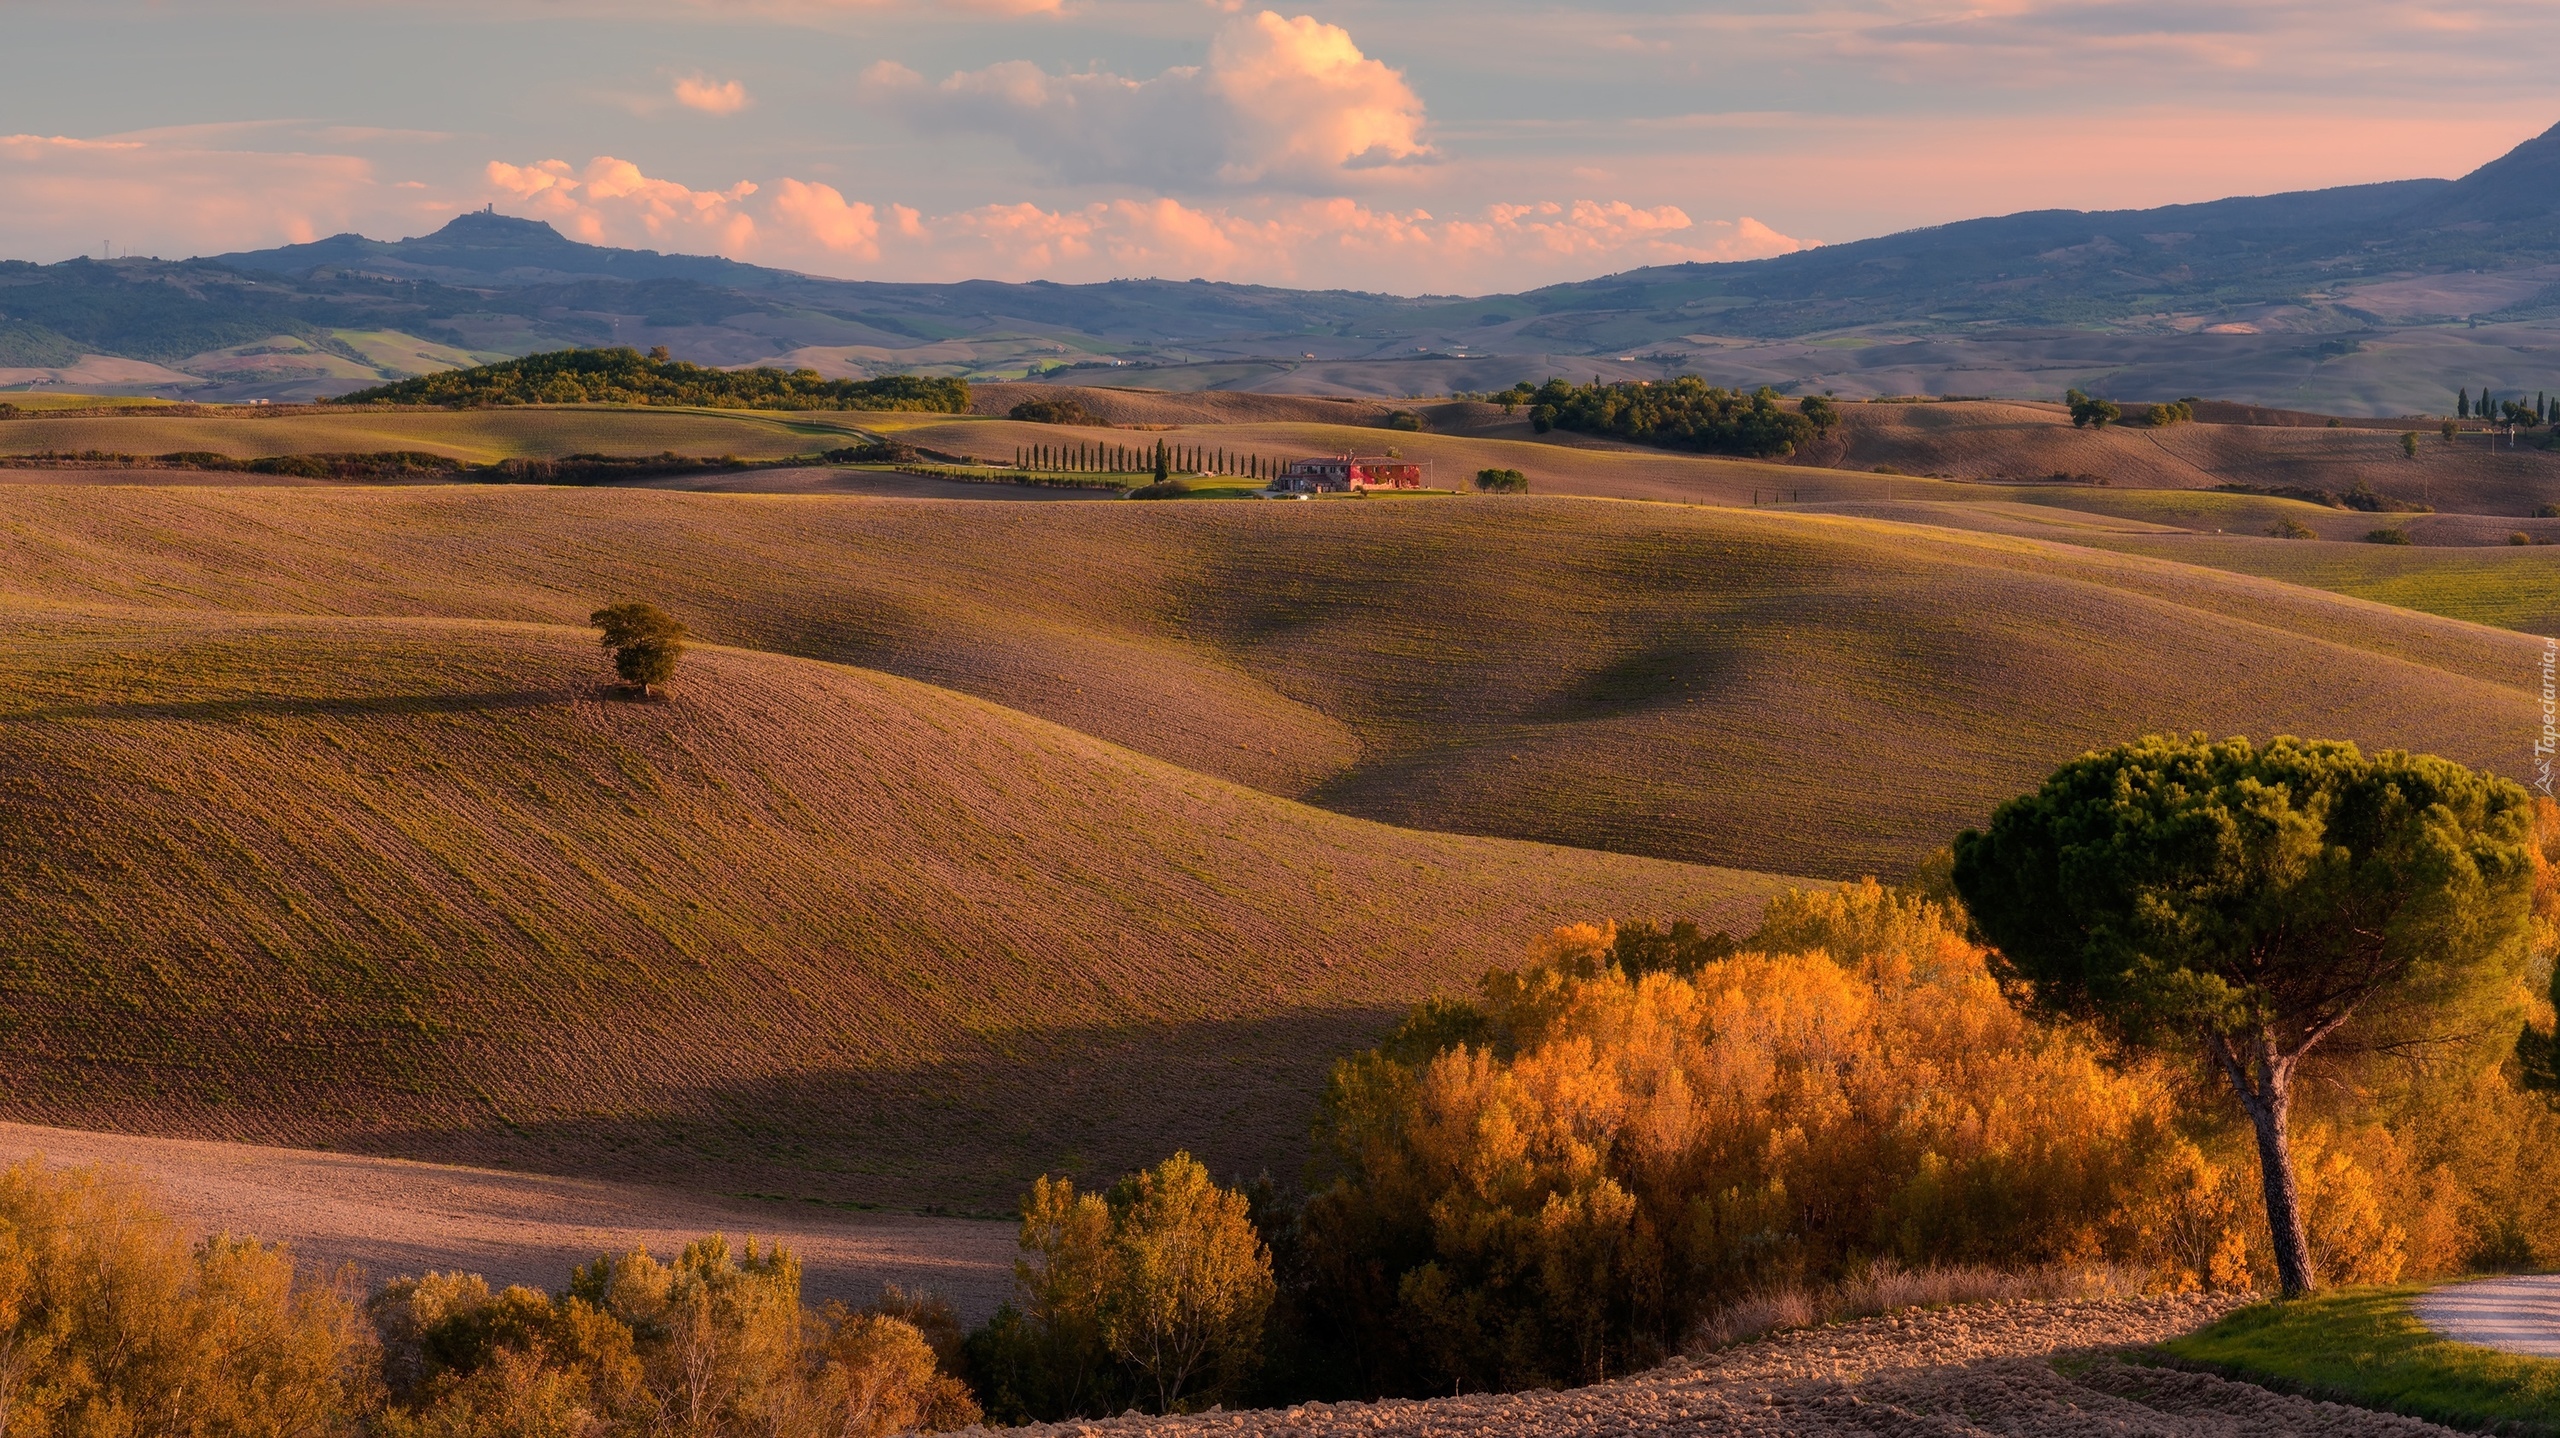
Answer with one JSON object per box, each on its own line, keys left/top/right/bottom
{"left": 1779, "top": 401, "right": 2560, "bottom": 516}
{"left": 0, "top": 612, "right": 1780, "bottom": 1207}
{"left": 0, "top": 487, "right": 2531, "bottom": 878}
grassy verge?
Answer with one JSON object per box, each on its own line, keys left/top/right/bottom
{"left": 2157, "top": 1284, "right": 2560, "bottom": 1435}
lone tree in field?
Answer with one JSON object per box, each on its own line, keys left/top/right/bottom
{"left": 2065, "top": 388, "right": 2121, "bottom": 430}
{"left": 1952, "top": 734, "right": 2536, "bottom": 1298}
{"left": 591, "top": 602, "right": 689, "bottom": 698}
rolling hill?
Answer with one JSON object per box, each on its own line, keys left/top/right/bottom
{"left": 0, "top": 484, "right": 2531, "bottom": 879}
{"left": 0, "top": 608, "right": 1779, "bottom": 1208}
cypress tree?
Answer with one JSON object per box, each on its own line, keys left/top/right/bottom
{"left": 2459, "top": 389, "right": 2470, "bottom": 418}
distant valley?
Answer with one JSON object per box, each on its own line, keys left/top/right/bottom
{"left": 9, "top": 121, "right": 2560, "bottom": 411}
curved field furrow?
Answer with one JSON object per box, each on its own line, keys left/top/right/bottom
{"left": 0, "top": 487, "right": 2529, "bottom": 878}
{"left": 0, "top": 611, "right": 1781, "bottom": 1207}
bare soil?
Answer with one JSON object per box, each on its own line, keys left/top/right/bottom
{"left": 0, "top": 1121, "right": 1018, "bottom": 1318}
{"left": 977, "top": 1297, "right": 2459, "bottom": 1437}
{"left": 1793, "top": 401, "right": 2559, "bottom": 515}
{"left": 968, "top": 385, "right": 1395, "bottom": 428}
{"left": 604, "top": 466, "right": 1117, "bottom": 499}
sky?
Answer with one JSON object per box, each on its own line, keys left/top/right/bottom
{"left": 3, "top": 0, "right": 2558, "bottom": 295}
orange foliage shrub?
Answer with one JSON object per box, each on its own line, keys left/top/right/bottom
{"left": 1292, "top": 880, "right": 2516, "bottom": 1394}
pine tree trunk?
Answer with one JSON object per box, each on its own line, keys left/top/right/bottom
{"left": 2216, "top": 1032, "right": 2316, "bottom": 1297}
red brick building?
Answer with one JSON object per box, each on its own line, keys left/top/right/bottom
{"left": 1272, "top": 455, "right": 1429, "bottom": 493}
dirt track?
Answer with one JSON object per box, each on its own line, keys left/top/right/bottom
{"left": 0, "top": 1122, "right": 1017, "bottom": 1317}
{"left": 976, "top": 1296, "right": 2458, "bottom": 1438}
{"left": 2419, "top": 1274, "right": 2560, "bottom": 1358}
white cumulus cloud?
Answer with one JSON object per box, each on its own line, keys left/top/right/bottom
{"left": 858, "top": 10, "right": 1431, "bottom": 190}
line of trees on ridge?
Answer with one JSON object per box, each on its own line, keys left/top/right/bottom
{"left": 336, "top": 348, "right": 969, "bottom": 412}
{"left": 1494, "top": 378, "right": 1839, "bottom": 458}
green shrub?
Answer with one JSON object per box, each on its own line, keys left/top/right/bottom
{"left": 2267, "top": 518, "right": 2318, "bottom": 539}
{"left": 1009, "top": 397, "right": 1096, "bottom": 426}
{"left": 1381, "top": 410, "right": 1426, "bottom": 432}
{"left": 2065, "top": 388, "right": 2121, "bottom": 429}
{"left": 2366, "top": 527, "right": 2414, "bottom": 545}
{"left": 1473, "top": 468, "right": 1528, "bottom": 493}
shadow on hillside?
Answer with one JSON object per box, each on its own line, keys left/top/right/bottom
{"left": 316, "top": 1004, "right": 1412, "bottom": 1217}
{"left": 0, "top": 690, "right": 563, "bottom": 724}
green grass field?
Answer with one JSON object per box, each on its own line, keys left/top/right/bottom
{"left": 2089, "top": 536, "right": 2560, "bottom": 636}
{"left": 2160, "top": 1286, "right": 2560, "bottom": 1435}
{"left": 0, "top": 392, "right": 182, "bottom": 411}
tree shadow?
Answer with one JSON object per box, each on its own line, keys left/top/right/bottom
{"left": 0, "top": 690, "right": 565, "bottom": 721}
{"left": 0, "top": 691, "right": 565, "bottom": 724}
{"left": 277, "top": 1006, "right": 1412, "bottom": 1218}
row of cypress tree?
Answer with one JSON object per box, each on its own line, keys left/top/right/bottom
{"left": 1011, "top": 441, "right": 1278, "bottom": 479}
{"left": 2457, "top": 387, "right": 2556, "bottom": 422}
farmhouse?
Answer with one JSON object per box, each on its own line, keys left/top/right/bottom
{"left": 1271, "top": 454, "right": 1428, "bottom": 493}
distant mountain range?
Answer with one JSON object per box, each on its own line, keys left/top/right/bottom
{"left": 8, "top": 122, "right": 2560, "bottom": 411}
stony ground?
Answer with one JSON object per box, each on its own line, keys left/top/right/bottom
{"left": 977, "top": 1296, "right": 2461, "bottom": 1438}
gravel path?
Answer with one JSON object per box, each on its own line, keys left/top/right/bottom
{"left": 2417, "top": 1274, "right": 2560, "bottom": 1358}
{"left": 0, "top": 1122, "right": 1016, "bottom": 1318}
{"left": 972, "top": 1296, "right": 2462, "bottom": 1438}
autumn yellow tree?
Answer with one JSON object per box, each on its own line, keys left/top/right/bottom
{"left": 969, "top": 1156, "right": 1272, "bottom": 1419}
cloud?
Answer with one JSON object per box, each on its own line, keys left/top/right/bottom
{"left": 474, "top": 153, "right": 1803, "bottom": 290}
{"left": 0, "top": 133, "right": 396, "bottom": 260}
{"left": 769, "top": 177, "right": 879, "bottom": 257}
{"left": 859, "top": 10, "right": 1430, "bottom": 190}
{"left": 678, "top": 0, "right": 1065, "bottom": 16}
{"left": 673, "top": 75, "right": 751, "bottom": 115}
{"left": 759, "top": 189, "right": 1807, "bottom": 290}
{"left": 485, "top": 156, "right": 758, "bottom": 252}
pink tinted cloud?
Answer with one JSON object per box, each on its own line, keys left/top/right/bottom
{"left": 673, "top": 76, "right": 752, "bottom": 115}
{"left": 485, "top": 156, "right": 758, "bottom": 252}
{"left": 476, "top": 153, "right": 1805, "bottom": 289}
{"left": 1662, "top": 102, "right": 2557, "bottom": 238}
{"left": 0, "top": 133, "right": 392, "bottom": 259}
{"left": 860, "top": 10, "right": 1431, "bottom": 190}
